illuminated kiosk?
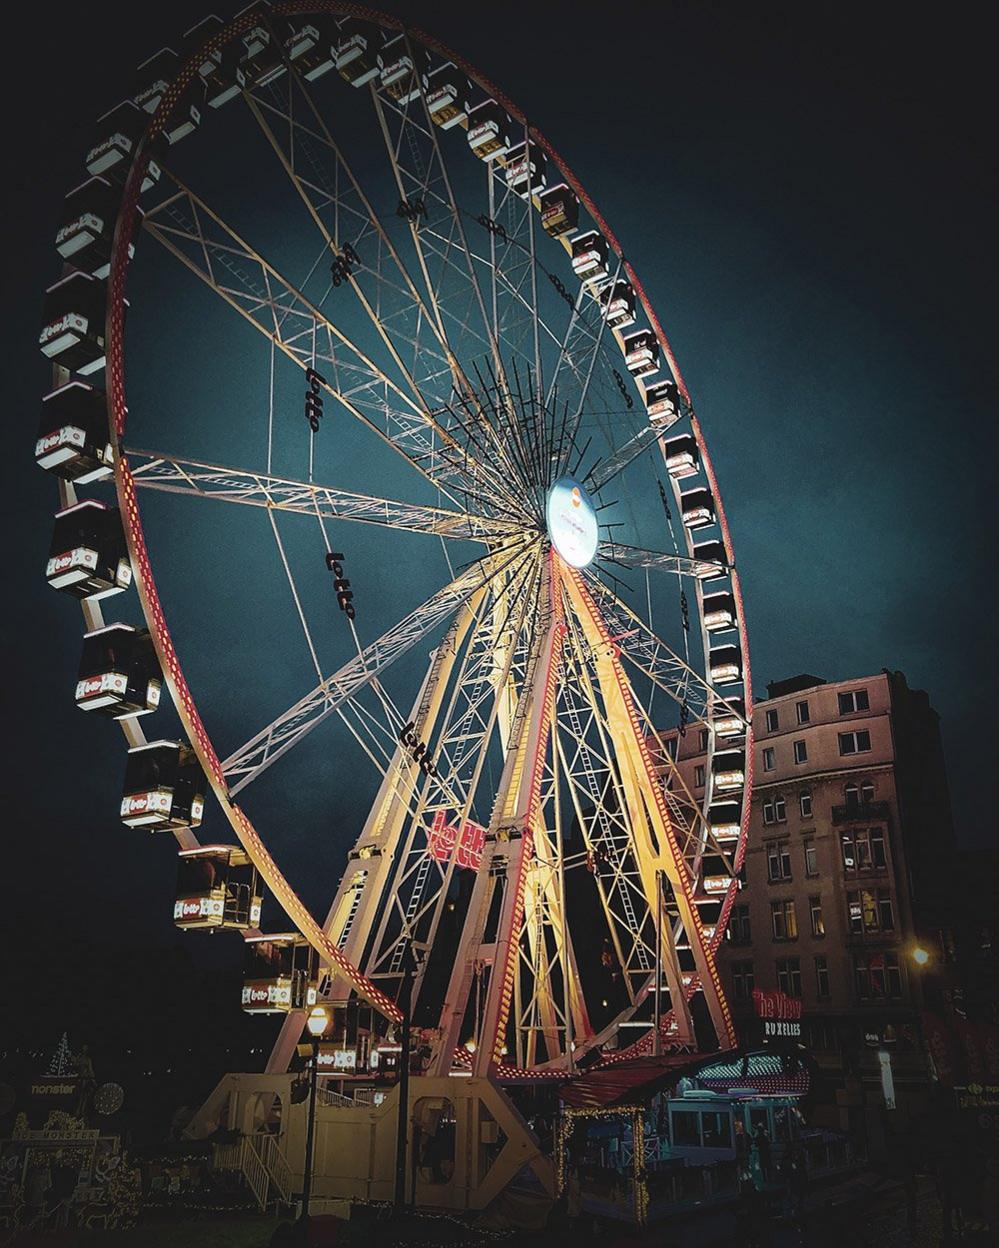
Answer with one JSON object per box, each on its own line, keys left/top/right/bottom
{"left": 37, "top": 2, "right": 754, "bottom": 1225}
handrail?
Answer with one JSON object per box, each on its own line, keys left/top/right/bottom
{"left": 255, "top": 1132, "right": 293, "bottom": 1203}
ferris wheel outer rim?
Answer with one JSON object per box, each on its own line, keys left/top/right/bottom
{"left": 97, "top": 1, "right": 751, "bottom": 1042}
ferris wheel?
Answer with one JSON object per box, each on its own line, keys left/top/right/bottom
{"left": 38, "top": 2, "right": 753, "bottom": 1079}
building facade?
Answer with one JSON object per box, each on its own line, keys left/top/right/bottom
{"left": 660, "top": 670, "right": 957, "bottom": 1116}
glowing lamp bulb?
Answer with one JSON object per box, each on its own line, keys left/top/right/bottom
{"left": 912, "top": 947, "right": 930, "bottom": 967}
{"left": 464, "top": 1038, "right": 477, "bottom": 1054}
{"left": 306, "top": 1005, "right": 330, "bottom": 1038}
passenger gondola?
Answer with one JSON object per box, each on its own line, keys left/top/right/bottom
{"left": 570, "top": 230, "right": 608, "bottom": 284}
{"left": 242, "top": 934, "right": 319, "bottom": 1013}
{"left": 425, "top": 62, "right": 470, "bottom": 129}
{"left": 39, "top": 273, "right": 107, "bottom": 376}
{"left": 662, "top": 433, "right": 698, "bottom": 478}
{"left": 622, "top": 329, "right": 660, "bottom": 378}
{"left": 55, "top": 178, "right": 139, "bottom": 280}
{"left": 379, "top": 34, "right": 428, "bottom": 103}
{"left": 335, "top": 18, "right": 384, "bottom": 87}
{"left": 46, "top": 500, "right": 131, "bottom": 599}
{"left": 120, "top": 740, "right": 206, "bottom": 830}
{"left": 174, "top": 846, "right": 262, "bottom": 931}
{"left": 708, "top": 800, "right": 743, "bottom": 842}
{"left": 539, "top": 183, "right": 579, "bottom": 238}
{"left": 702, "top": 591, "right": 737, "bottom": 632}
{"left": 85, "top": 101, "right": 162, "bottom": 191}
{"left": 466, "top": 100, "right": 511, "bottom": 161}
{"left": 692, "top": 538, "right": 728, "bottom": 578}
{"left": 680, "top": 487, "right": 715, "bottom": 529}
{"left": 712, "top": 697, "right": 747, "bottom": 738}
{"left": 713, "top": 748, "right": 746, "bottom": 791}
{"left": 36, "top": 382, "right": 112, "bottom": 483}
{"left": 76, "top": 623, "right": 161, "bottom": 718}
{"left": 645, "top": 380, "right": 681, "bottom": 426}
{"left": 240, "top": 17, "right": 287, "bottom": 88}
{"left": 133, "top": 48, "right": 202, "bottom": 143}
{"left": 598, "top": 279, "right": 636, "bottom": 330}
{"left": 504, "top": 141, "right": 547, "bottom": 197}
{"left": 709, "top": 644, "right": 743, "bottom": 685}
{"left": 287, "top": 18, "right": 336, "bottom": 80}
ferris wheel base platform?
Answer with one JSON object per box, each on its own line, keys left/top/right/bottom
{"left": 185, "top": 1071, "right": 556, "bottom": 1214}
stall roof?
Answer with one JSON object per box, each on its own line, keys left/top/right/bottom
{"left": 559, "top": 1054, "right": 696, "bottom": 1109}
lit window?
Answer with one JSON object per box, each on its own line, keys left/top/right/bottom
{"left": 854, "top": 952, "right": 902, "bottom": 1000}
{"left": 771, "top": 899, "right": 798, "bottom": 941}
{"left": 847, "top": 887, "right": 894, "bottom": 932}
{"left": 776, "top": 956, "right": 802, "bottom": 998}
{"left": 793, "top": 739, "right": 808, "bottom": 764}
{"left": 762, "top": 746, "right": 776, "bottom": 772}
{"left": 815, "top": 955, "right": 830, "bottom": 999}
{"left": 809, "top": 895, "right": 825, "bottom": 937}
{"left": 803, "top": 839, "right": 818, "bottom": 877}
{"left": 796, "top": 700, "right": 810, "bottom": 725}
{"left": 839, "top": 730, "right": 872, "bottom": 756}
{"left": 838, "top": 689, "right": 870, "bottom": 715}
{"left": 765, "top": 709, "right": 779, "bottom": 733}
{"left": 799, "top": 791, "right": 812, "bottom": 819}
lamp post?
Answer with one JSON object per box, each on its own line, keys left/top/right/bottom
{"left": 393, "top": 949, "right": 416, "bottom": 1212}
{"left": 908, "top": 946, "right": 935, "bottom": 1086}
{"left": 301, "top": 1004, "right": 330, "bottom": 1229}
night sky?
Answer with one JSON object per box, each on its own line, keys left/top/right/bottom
{"left": 0, "top": 2, "right": 994, "bottom": 1069}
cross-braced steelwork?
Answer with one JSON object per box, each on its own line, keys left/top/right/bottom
{"left": 40, "top": 2, "right": 753, "bottom": 1081}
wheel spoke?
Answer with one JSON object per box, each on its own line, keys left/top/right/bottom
{"left": 596, "top": 540, "right": 726, "bottom": 579}
{"left": 221, "top": 538, "right": 537, "bottom": 794}
{"left": 125, "top": 447, "right": 521, "bottom": 542}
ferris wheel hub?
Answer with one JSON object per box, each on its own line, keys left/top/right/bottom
{"left": 546, "top": 476, "right": 598, "bottom": 569}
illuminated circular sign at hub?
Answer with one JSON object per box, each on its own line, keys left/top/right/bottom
{"left": 546, "top": 476, "right": 599, "bottom": 569}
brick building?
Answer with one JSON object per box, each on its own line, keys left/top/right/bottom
{"left": 661, "top": 670, "right": 957, "bottom": 1113}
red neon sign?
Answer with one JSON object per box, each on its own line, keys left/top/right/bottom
{"left": 752, "top": 989, "right": 803, "bottom": 1021}
{"left": 428, "top": 810, "right": 485, "bottom": 871}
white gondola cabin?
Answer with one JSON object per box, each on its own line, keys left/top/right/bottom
{"left": 623, "top": 329, "right": 660, "bottom": 378}
{"left": 646, "top": 379, "right": 680, "bottom": 426}
{"left": 663, "top": 433, "right": 698, "bottom": 478}
{"left": 504, "top": 141, "right": 547, "bottom": 197}
{"left": 570, "top": 230, "right": 608, "bottom": 284}
{"left": 287, "top": 18, "right": 336, "bottom": 80}
{"left": 709, "top": 800, "right": 743, "bottom": 842}
{"left": 46, "top": 500, "right": 131, "bottom": 599}
{"left": 133, "top": 48, "right": 177, "bottom": 113}
{"left": 702, "top": 591, "right": 737, "bottom": 632}
{"left": 39, "top": 273, "right": 106, "bottom": 375}
{"left": 540, "top": 183, "right": 579, "bottom": 238}
{"left": 681, "top": 487, "right": 715, "bottom": 529}
{"left": 700, "top": 853, "right": 732, "bottom": 897}
{"left": 200, "top": 37, "right": 246, "bottom": 106}
{"left": 598, "top": 279, "right": 635, "bottom": 330}
{"left": 692, "top": 539, "right": 727, "bottom": 578}
{"left": 36, "top": 382, "right": 112, "bottom": 483}
{"left": 714, "top": 748, "right": 746, "bottom": 792}
{"left": 466, "top": 101, "right": 511, "bottom": 161}
{"left": 379, "top": 35, "right": 428, "bottom": 103}
{"left": 55, "top": 178, "right": 138, "bottom": 280}
{"left": 85, "top": 102, "right": 161, "bottom": 191}
{"left": 242, "top": 934, "right": 318, "bottom": 1013}
{"left": 121, "top": 740, "right": 205, "bottom": 830}
{"left": 709, "top": 644, "right": 743, "bottom": 685}
{"left": 335, "top": 19, "right": 384, "bottom": 87}
{"left": 174, "top": 846, "right": 262, "bottom": 931}
{"left": 240, "top": 20, "right": 286, "bottom": 88}
{"left": 76, "top": 624, "right": 161, "bottom": 718}
{"left": 713, "top": 697, "right": 747, "bottom": 738}
{"left": 425, "top": 62, "right": 470, "bottom": 129}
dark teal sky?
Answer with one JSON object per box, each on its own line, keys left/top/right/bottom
{"left": 1, "top": 0, "right": 994, "bottom": 966}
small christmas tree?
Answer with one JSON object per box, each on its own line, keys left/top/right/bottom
{"left": 46, "top": 1032, "right": 75, "bottom": 1077}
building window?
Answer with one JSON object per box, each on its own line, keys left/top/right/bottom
{"left": 729, "top": 904, "right": 751, "bottom": 945}
{"left": 699, "top": 729, "right": 710, "bottom": 751}
{"left": 809, "top": 895, "right": 825, "bottom": 937}
{"left": 771, "top": 899, "right": 798, "bottom": 941}
{"left": 861, "top": 780, "right": 875, "bottom": 803}
{"left": 694, "top": 764, "right": 706, "bottom": 788}
{"left": 762, "top": 746, "right": 776, "bottom": 772}
{"left": 799, "top": 791, "right": 812, "bottom": 819}
{"left": 841, "top": 827, "right": 887, "bottom": 872}
{"left": 854, "top": 952, "right": 902, "bottom": 1000}
{"left": 803, "top": 839, "right": 818, "bottom": 877}
{"left": 838, "top": 689, "right": 870, "bottom": 715}
{"left": 847, "top": 888, "right": 894, "bottom": 933}
{"left": 732, "top": 961, "right": 755, "bottom": 1001}
{"left": 767, "top": 840, "right": 792, "bottom": 882}
{"left": 776, "top": 957, "right": 802, "bottom": 998}
{"left": 793, "top": 739, "right": 808, "bottom": 764}
{"left": 839, "top": 730, "right": 872, "bottom": 756}
{"left": 845, "top": 782, "right": 860, "bottom": 809}
{"left": 815, "top": 955, "right": 830, "bottom": 999}
{"left": 765, "top": 709, "right": 779, "bottom": 732}
{"left": 762, "top": 795, "right": 787, "bottom": 825}
{"left": 796, "top": 700, "right": 810, "bottom": 725}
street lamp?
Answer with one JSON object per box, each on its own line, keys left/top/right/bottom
{"left": 301, "top": 1004, "right": 330, "bottom": 1229}
{"left": 912, "top": 946, "right": 931, "bottom": 967}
